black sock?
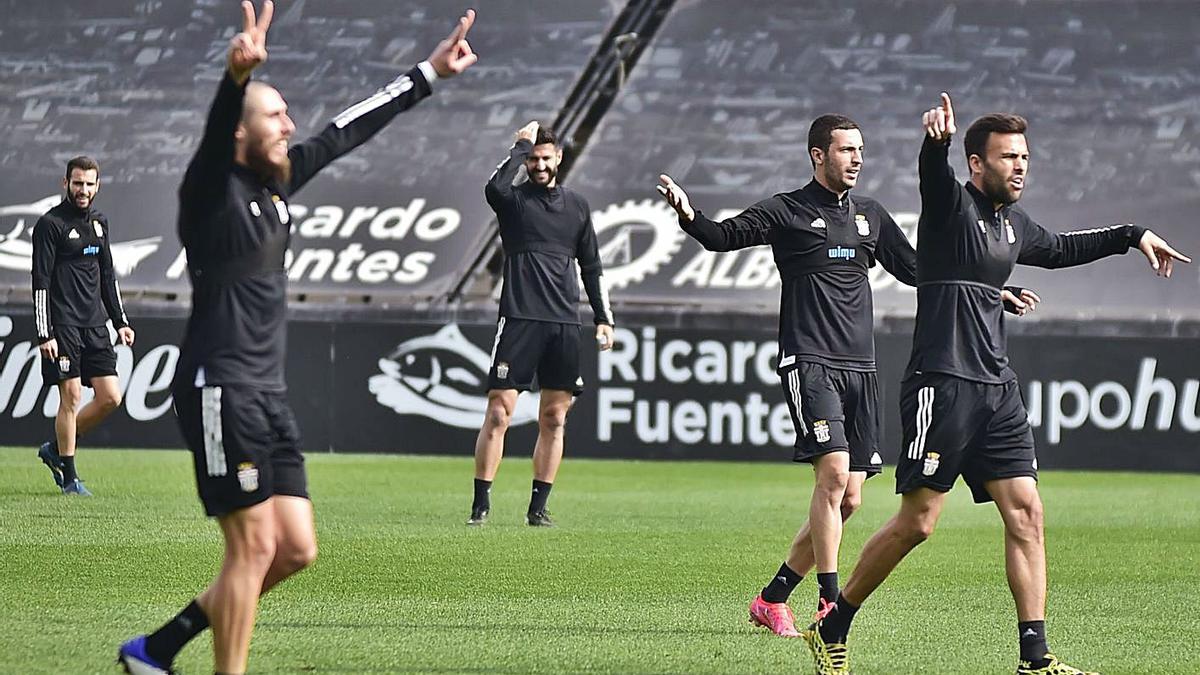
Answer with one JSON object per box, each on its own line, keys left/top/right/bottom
{"left": 145, "top": 600, "right": 210, "bottom": 665}
{"left": 818, "top": 593, "right": 859, "bottom": 644}
{"left": 528, "top": 479, "right": 552, "bottom": 514}
{"left": 761, "top": 562, "right": 803, "bottom": 603}
{"left": 59, "top": 455, "right": 78, "bottom": 483}
{"left": 1018, "top": 620, "right": 1049, "bottom": 665}
{"left": 472, "top": 479, "right": 492, "bottom": 511}
{"left": 816, "top": 572, "right": 840, "bottom": 608}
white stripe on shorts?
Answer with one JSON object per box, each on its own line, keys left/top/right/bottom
{"left": 202, "top": 386, "right": 227, "bottom": 477}
{"left": 907, "top": 386, "right": 934, "bottom": 460}
{"left": 788, "top": 368, "right": 807, "bottom": 437}
{"left": 488, "top": 317, "right": 506, "bottom": 367}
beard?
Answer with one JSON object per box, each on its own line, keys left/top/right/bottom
{"left": 245, "top": 142, "right": 292, "bottom": 185}
{"left": 64, "top": 189, "right": 93, "bottom": 209}
{"left": 527, "top": 165, "right": 557, "bottom": 186}
{"left": 982, "top": 170, "right": 1020, "bottom": 205}
{"left": 822, "top": 164, "right": 855, "bottom": 193}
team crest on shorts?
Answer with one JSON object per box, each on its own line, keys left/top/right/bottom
{"left": 855, "top": 214, "right": 870, "bottom": 236}
{"left": 813, "top": 420, "right": 831, "bottom": 443}
{"left": 237, "top": 462, "right": 259, "bottom": 492}
{"left": 496, "top": 362, "right": 510, "bottom": 380}
{"left": 922, "top": 452, "right": 941, "bottom": 476}
{"left": 58, "top": 356, "right": 71, "bottom": 372}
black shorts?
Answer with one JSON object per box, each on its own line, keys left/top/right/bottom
{"left": 487, "top": 318, "right": 583, "bottom": 395}
{"left": 173, "top": 384, "right": 309, "bottom": 517}
{"left": 895, "top": 373, "right": 1037, "bottom": 504}
{"left": 779, "top": 361, "right": 882, "bottom": 475}
{"left": 41, "top": 325, "right": 117, "bottom": 387}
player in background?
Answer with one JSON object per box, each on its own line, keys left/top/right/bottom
{"left": 32, "top": 155, "right": 135, "bottom": 497}
{"left": 657, "top": 114, "right": 1040, "bottom": 642}
{"left": 804, "top": 93, "right": 1189, "bottom": 675}
{"left": 469, "top": 121, "right": 615, "bottom": 528}
{"left": 117, "top": 3, "right": 478, "bottom": 673}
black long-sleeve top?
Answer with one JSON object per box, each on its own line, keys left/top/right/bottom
{"left": 682, "top": 180, "right": 917, "bottom": 371}
{"left": 174, "top": 64, "right": 434, "bottom": 391}
{"left": 485, "top": 139, "right": 613, "bottom": 326}
{"left": 908, "top": 137, "right": 1145, "bottom": 384}
{"left": 31, "top": 200, "right": 129, "bottom": 342}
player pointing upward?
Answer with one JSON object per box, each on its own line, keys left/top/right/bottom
{"left": 804, "top": 93, "right": 1188, "bottom": 675}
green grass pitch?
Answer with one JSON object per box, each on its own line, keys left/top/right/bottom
{"left": 1, "top": 447, "right": 1197, "bottom": 674}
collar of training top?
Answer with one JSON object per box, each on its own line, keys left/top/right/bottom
{"left": 57, "top": 199, "right": 92, "bottom": 219}
{"left": 800, "top": 179, "right": 848, "bottom": 206}
{"left": 965, "top": 180, "right": 1008, "bottom": 216}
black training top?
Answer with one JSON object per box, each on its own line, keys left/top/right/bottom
{"left": 31, "top": 200, "right": 129, "bottom": 342}
{"left": 485, "top": 139, "right": 613, "bottom": 326}
{"left": 908, "top": 136, "right": 1145, "bottom": 384}
{"left": 682, "top": 179, "right": 917, "bottom": 371}
{"left": 174, "top": 65, "right": 434, "bottom": 391}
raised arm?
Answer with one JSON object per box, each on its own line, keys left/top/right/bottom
{"left": 656, "top": 174, "right": 777, "bottom": 251}
{"left": 178, "top": 0, "right": 273, "bottom": 209}
{"left": 485, "top": 122, "right": 537, "bottom": 211}
{"left": 288, "top": 9, "right": 477, "bottom": 193}
{"left": 918, "top": 93, "right": 961, "bottom": 225}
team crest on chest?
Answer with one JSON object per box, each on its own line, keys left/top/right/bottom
{"left": 93, "top": 220, "right": 104, "bottom": 237}
{"left": 855, "top": 214, "right": 870, "bottom": 236}
{"left": 1005, "top": 219, "right": 1016, "bottom": 244}
{"left": 272, "top": 195, "right": 290, "bottom": 224}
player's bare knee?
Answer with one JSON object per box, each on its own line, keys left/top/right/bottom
{"left": 538, "top": 405, "right": 569, "bottom": 433}
{"left": 1005, "top": 501, "right": 1044, "bottom": 542}
{"left": 278, "top": 540, "right": 317, "bottom": 574}
{"left": 484, "top": 402, "right": 512, "bottom": 431}
{"left": 100, "top": 391, "right": 122, "bottom": 412}
{"left": 840, "top": 492, "right": 863, "bottom": 520}
{"left": 59, "top": 384, "right": 82, "bottom": 410}
{"left": 896, "top": 513, "right": 936, "bottom": 545}
{"left": 230, "top": 530, "right": 277, "bottom": 570}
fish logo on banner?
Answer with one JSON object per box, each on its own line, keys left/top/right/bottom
{"left": 369, "top": 324, "right": 540, "bottom": 428}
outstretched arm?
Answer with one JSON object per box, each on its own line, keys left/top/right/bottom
{"left": 287, "top": 9, "right": 478, "bottom": 193}
{"left": 1018, "top": 216, "right": 1190, "bottom": 276}
{"left": 918, "top": 92, "right": 961, "bottom": 227}
{"left": 485, "top": 121, "right": 537, "bottom": 210}
{"left": 656, "top": 174, "right": 776, "bottom": 251}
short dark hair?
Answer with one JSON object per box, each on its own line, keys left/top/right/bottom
{"left": 963, "top": 114, "right": 1027, "bottom": 161}
{"left": 534, "top": 126, "right": 558, "bottom": 147}
{"left": 65, "top": 155, "right": 100, "bottom": 178}
{"left": 808, "top": 115, "right": 860, "bottom": 167}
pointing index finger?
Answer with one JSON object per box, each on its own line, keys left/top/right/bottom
{"left": 941, "top": 92, "right": 954, "bottom": 120}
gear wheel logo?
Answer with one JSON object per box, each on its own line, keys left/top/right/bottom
{"left": 590, "top": 199, "right": 685, "bottom": 289}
